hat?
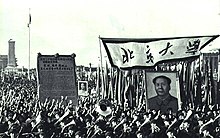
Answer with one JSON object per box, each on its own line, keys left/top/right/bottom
{"left": 153, "top": 75, "right": 171, "bottom": 84}
{"left": 151, "top": 117, "right": 165, "bottom": 127}
{"left": 36, "top": 131, "right": 45, "bottom": 136}
{"left": 110, "top": 116, "right": 117, "bottom": 122}
{"left": 95, "top": 119, "right": 107, "bottom": 131}
{"left": 166, "top": 120, "right": 182, "bottom": 133}
{"left": 8, "top": 123, "right": 20, "bottom": 134}
{"left": 200, "top": 124, "right": 212, "bottom": 132}
{"left": 75, "top": 131, "right": 82, "bottom": 136}
{"left": 67, "top": 124, "right": 76, "bottom": 130}
{"left": 176, "top": 110, "right": 186, "bottom": 118}
{"left": 36, "top": 122, "right": 44, "bottom": 130}
{"left": 105, "top": 131, "right": 113, "bottom": 136}
{"left": 95, "top": 99, "right": 112, "bottom": 117}
{"left": 84, "top": 113, "right": 92, "bottom": 122}
{"left": 68, "top": 105, "right": 74, "bottom": 111}
{"left": 136, "top": 130, "right": 143, "bottom": 135}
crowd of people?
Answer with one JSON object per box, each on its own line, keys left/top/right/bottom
{"left": 0, "top": 73, "right": 220, "bottom": 138}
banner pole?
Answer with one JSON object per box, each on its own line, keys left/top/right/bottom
{"left": 98, "top": 36, "right": 104, "bottom": 99}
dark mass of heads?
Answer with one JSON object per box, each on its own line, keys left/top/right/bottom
{"left": 0, "top": 73, "right": 220, "bottom": 138}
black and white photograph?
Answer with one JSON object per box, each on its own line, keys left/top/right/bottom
{"left": 145, "top": 72, "right": 180, "bottom": 113}
{"left": 0, "top": 0, "right": 220, "bottom": 137}
{"left": 78, "top": 80, "right": 89, "bottom": 97}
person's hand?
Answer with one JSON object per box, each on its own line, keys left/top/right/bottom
{"left": 179, "top": 123, "right": 184, "bottom": 130}
{"left": 65, "top": 96, "right": 68, "bottom": 101}
{"left": 151, "top": 124, "right": 160, "bottom": 133}
{"left": 69, "top": 100, "right": 73, "bottom": 105}
{"left": 184, "top": 110, "right": 192, "bottom": 121}
{"left": 196, "top": 106, "right": 200, "bottom": 112}
{"left": 61, "top": 96, "right": 64, "bottom": 101}
{"left": 154, "top": 110, "right": 161, "bottom": 120}
{"left": 51, "top": 98, "right": 55, "bottom": 105}
{"left": 202, "top": 105, "right": 206, "bottom": 112}
{"left": 144, "top": 116, "right": 150, "bottom": 123}
{"left": 133, "top": 115, "right": 138, "bottom": 121}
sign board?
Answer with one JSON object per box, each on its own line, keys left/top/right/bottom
{"left": 37, "top": 53, "right": 78, "bottom": 105}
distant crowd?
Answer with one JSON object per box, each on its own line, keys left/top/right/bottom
{"left": 0, "top": 73, "right": 220, "bottom": 138}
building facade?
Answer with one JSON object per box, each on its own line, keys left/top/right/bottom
{"left": 0, "top": 55, "right": 8, "bottom": 70}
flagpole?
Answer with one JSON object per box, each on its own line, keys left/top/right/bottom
{"left": 28, "top": 19, "right": 30, "bottom": 79}
{"left": 28, "top": 8, "right": 31, "bottom": 80}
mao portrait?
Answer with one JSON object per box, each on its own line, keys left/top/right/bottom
{"left": 78, "top": 81, "right": 89, "bottom": 97}
{"left": 146, "top": 72, "right": 179, "bottom": 113}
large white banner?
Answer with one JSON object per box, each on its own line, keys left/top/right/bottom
{"left": 101, "top": 35, "right": 219, "bottom": 68}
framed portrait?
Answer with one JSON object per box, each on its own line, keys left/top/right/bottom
{"left": 145, "top": 71, "right": 180, "bottom": 112}
{"left": 78, "top": 81, "right": 89, "bottom": 96}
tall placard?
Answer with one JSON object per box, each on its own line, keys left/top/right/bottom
{"left": 37, "top": 53, "right": 78, "bottom": 105}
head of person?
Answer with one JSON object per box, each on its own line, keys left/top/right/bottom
{"left": 67, "top": 125, "right": 75, "bottom": 136}
{"left": 75, "top": 131, "right": 82, "bottom": 138}
{"left": 135, "top": 119, "right": 142, "bottom": 127}
{"left": 182, "top": 120, "right": 190, "bottom": 130}
{"left": 123, "top": 122, "right": 131, "bottom": 133}
{"left": 80, "top": 83, "right": 86, "bottom": 90}
{"left": 105, "top": 131, "right": 113, "bottom": 138}
{"left": 167, "top": 131, "right": 176, "bottom": 138}
{"left": 153, "top": 75, "right": 171, "bottom": 98}
{"left": 136, "top": 130, "right": 143, "bottom": 138}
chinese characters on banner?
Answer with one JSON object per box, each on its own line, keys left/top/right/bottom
{"left": 101, "top": 35, "right": 219, "bottom": 68}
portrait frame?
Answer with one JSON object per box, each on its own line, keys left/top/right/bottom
{"left": 145, "top": 71, "right": 181, "bottom": 110}
{"left": 78, "top": 81, "right": 88, "bottom": 96}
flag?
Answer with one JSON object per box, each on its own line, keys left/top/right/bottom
{"left": 208, "top": 56, "right": 216, "bottom": 105}
{"left": 207, "top": 58, "right": 213, "bottom": 105}
{"left": 202, "top": 58, "right": 209, "bottom": 105}
{"left": 116, "top": 69, "right": 124, "bottom": 106}
{"left": 112, "top": 68, "right": 118, "bottom": 102}
{"left": 202, "top": 53, "right": 219, "bottom": 105}
{"left": 27, "top": 10, "right": 31, "bottom": 27}
{"left": 95, "top": 65, "right": 101, "bottom": 99}
{"left": 218, "top": 54, "right": 220, "bottom": 82}
{"left": 138, "top": 70, "right": 145, "bottom": 109}
{"left": 185, "top": 61, "right": 194, "bottom": 107}
{"left": 195, "top": 57, "right": 202, "bottom": 106}
{"left": 136, "top": 70, "right": 140, "bottom": 107}
{"left": 123, "top": 70, "right": 135, "bottom": 109}
{"left": 104, "top": 61, "right": 109, "bottom": 99}
{"left": 101, "top": 63, "right": 106, "bottom": 99}
{"left": 108, "top": 67, "right": 114, "bottom": 100}
{"left": 179, "top": 62, "right": 188, "bottom": 107}
{"left": 211, "top": 56, "right": 219, "bottom": 104}
{"left": 114, "top": 69, "right": 119, "bottom": 103}
{"left": 100, "top": 35, "right": 219, "bottom": 69}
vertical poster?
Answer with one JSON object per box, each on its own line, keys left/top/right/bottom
{"left": 78, "top": 81, "right": 89, "bottom": 97}
{"left": 145, "top": 71, "right": 180, "bottom": 113}
{"left": 37, "top": 53, "right": 78, "bottom": 105}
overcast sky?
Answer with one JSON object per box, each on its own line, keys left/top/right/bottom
{"left": 0, "top": 0, "right": 220, "bottom": 68}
